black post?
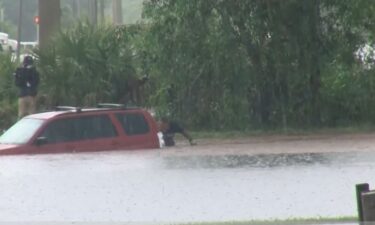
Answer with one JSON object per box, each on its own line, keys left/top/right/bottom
{"left": 16, "top": 0, "right": 23, "bottom": 64}
{"left": 356, "top": 183, "right": 370, "bottom": 224}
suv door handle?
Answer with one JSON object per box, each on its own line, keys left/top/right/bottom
{"left": 65, "top": 144, "right": 76, "bottom": 151}
{"left": 111, "top": 140, "right": 119, "bottom": 146}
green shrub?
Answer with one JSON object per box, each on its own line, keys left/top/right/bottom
{"left": 0, "top": 53, "right": 17, "bottom": 129}
{"left": 34, "top": 22, "right": 146, "bottom": 108}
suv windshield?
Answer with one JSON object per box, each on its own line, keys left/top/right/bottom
{"left": 0, "top": 118, "right": 44, "bottom": 144}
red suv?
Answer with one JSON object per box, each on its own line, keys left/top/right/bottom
{"left": 0, "top": 104, "right": 160, "bottom": 155}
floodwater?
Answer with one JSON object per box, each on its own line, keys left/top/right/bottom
{"left": 0, "top": 140, "right": 372, "bottom": 224}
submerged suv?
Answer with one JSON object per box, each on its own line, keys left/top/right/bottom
{"left": 0, "top": 104, "right": 160, "bottom": 155}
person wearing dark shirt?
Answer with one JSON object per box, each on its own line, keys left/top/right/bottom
{"left": 14, "top": 55, "right": 40, "bottom": 118}
{"left": 159, "top": 117, "right": 196, "bottom": 146}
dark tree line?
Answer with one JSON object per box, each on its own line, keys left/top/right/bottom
{"left": 141, "top": 0, "right": 375, "bottom": 129}
{"left": 1, "top": 0, "right": 375, "bottom": 131}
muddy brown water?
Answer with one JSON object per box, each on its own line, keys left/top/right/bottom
{"left": 0, "top": 133, "right": 374, "bottom": 223}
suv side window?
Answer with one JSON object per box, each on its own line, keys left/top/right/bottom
{"left": 39, "top": 118, "right": 75, "bottom": 143}
{"left": 116, "top": 113, "right": 150, "bottom": 135}
{"left": 40, "top": 115, "right": 117, "bottom": 144}
{"left": 75, "top": 115, "right": 118, "bottom": 139}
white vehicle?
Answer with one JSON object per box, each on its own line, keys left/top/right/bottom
{"left": 0, "top": 32, "right": 9, "bottom": 51}
{"left": 11, "top": 53, "right": 33, "bottom": 64}
{"left": 20, "top": 41, "right": 38, "bottom": 53}
{"left": 8, "top": 39, "right": 18, "bottom": 52}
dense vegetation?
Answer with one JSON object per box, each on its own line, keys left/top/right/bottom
{"left": 141, "top": 0, "right": 375, "bottom": 130}
{"left": 0, "top": 53, "right": 17, "bottom": 129}
{"left": 1, "top": 0, "right": 375, "bottom": 131}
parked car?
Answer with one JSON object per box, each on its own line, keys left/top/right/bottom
{"left": 0, "top": 32, "right": 9, "bottom": 51}
{"left": 11, "top": 53, "right": 32, "bottom": 63}
{"left": 20, "top": 41, "right": 38, "bottom": 53}
{"left": 0, "top": 104, "right": 160, "bottom": 155}
{"left": 7, "top": 40, "right": 38, "bottom": 54}
{"left": 7, "top": 39, "right": 19, "bottom": 52}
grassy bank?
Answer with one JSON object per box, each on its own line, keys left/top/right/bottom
{"left": 174, "top": 216, "right": 357, "bottom": 225}
{"left": 191, "top": 124, "right": 375, "bottom": 140}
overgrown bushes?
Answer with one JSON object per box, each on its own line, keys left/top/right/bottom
{"left": 35, "top": 22, "right": 146, "bottom": 107}
{"left": 1, "top": 1, "right": 375, "bottom": 131}
{"left": 0, "top": 53, "right": 17, "bottom": 129}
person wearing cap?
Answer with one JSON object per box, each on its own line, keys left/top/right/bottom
{"left": 159, "top": 117, "right": 196, "bottom": 147}
{"left": 13, "top": 56, "right": 40, "bottom": 118}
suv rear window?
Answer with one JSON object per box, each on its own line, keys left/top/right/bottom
{"left": 116, "top": 113, "right": 150, "bottom": 135}
{"left": 40, "top": 115, "right": 117, "bottom": 144}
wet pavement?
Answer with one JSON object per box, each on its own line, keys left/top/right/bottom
{"left": 0, "top": 141, "right": 373, "bottom": 223}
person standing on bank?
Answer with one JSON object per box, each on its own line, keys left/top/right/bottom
{"left": 14, "top": 56, "right": 39, "bottom": 118}
{"left": 159, "top": 117, "right": 196, "bottom": 147}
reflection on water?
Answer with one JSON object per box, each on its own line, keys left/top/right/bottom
{"left": 163, "top": 153, "right": 330, "bottom": 169}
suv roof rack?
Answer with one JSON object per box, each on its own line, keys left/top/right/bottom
{"left": 96, "top": 103, "right": 140, "bottom": 109}
{"left": 55, "top": 106, "right": 82, "bottom": 112}
{"left": 53, "top": 103, "right": 139, "bottom": 113}
{"left": 97, "top": 103, "right": 125, "bottom": 108}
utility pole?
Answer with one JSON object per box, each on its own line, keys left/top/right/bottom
{"left": 16, "top": 0, "right": 23, "bottom": 63}
{"left": 112, "top": 0, "right": 122, "bottom": 25}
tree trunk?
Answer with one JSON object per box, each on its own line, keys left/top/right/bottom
{"left": 99, "top": 0, "right": 105, "bottom": 23}
{"left": 72, "top": 0, "right": 79, "bottom": 18}
{"left": 309, "top": 0, "right": 322, "bottom": 124}
{"left": 112, "top": 0, "right": 122, "bottom": 25}
{"left": 38, "top": 0, "right": 61, "bottom": 49}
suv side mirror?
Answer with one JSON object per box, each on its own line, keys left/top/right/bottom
{"left": 35, "top": 136, "right": 48, "bottom": 146}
